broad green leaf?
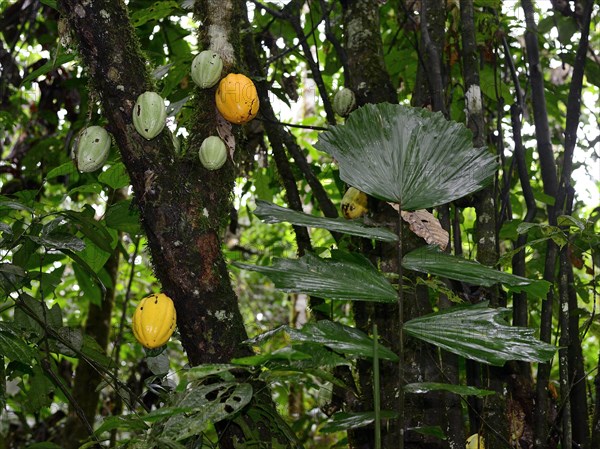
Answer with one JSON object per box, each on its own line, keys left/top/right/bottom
{"left": 98, "top": 163, "right": 130, "bottom": 189}
{"left": 46, "top": 161, "right": 78, "bottom": 180}
{"left": 315, "top": 103, "right": 497, "bottom": 210}
{"left": 52, "top": 328, "right": 83, "bottom": 357}
{"left": 287, "top": 320, "right": 398, "bottom": 361}
{"left": 76, "top": 237, "right": 112, "bottom": 273}
{"left": 14, "top": 295, "right": 62, "bottom": 337}
{"left": 60, "top": 210, "right": 116, "bottom": 253}
{"left": 253, "top": 200, "right": 398, "bottom": 242}
{"left": 235, "top": 250, "right": 397, "bottom": 303}
{"left": 0, "top": 263, "right": 27, "bottom": 293}
{"left": 130, "top": 1, "right": 181, "bottom": 27}
{"left": 60, "top": 249, "right": 107, "bottom": 299}
{"left": 94, "top": 415, "right": 149, "bottom": 436}
{"left": 404, "top": 303, "right": 556, "bottom": 366}
{"left": 21, "top": 54, "right": 75, "bottom": 86}
{"left": 25, "top": 365, "right": 54, "bottom": 412}
{"left": 320, "top": 411, "right": 397, "bottom": 433}
{"left": 146, "top": 352, "right": 170, "bottom": 375}
{"left": 67, "top": 183, "right": 103, "bottom": 196}
{"left": 402, "top": 246, "right": 551, "bottom": 298}
{"left": 404, "top": 382, "right": 495, "bottom": 397}
{"left": 161, "top": 382, "right": 253, "bottom": 441}
{"left": 232, "top": 347, "right": 313, "bottom": 366}
{"left": 105, "top": 200, "right": 141, "bottom": 234}
{"left": 81, "top": 334, "right": 114, "bottom": 370}
{"left": 28, "top": 234, "right": 85, "bottom": 252}
{"left": 0, "top": 196, "right": 34, "bottom": 213}
{"left": 0, "top": 324, "right": 37, "bottom": 362}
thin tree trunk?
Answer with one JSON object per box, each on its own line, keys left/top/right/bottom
{"left": 62, "top": 210, "right": 121, "bottom": 449}
{"left": 520, "top": 1, "right": 561, "bottom": 446}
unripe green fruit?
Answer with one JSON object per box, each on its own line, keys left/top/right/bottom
{"left": 74, "top": 126, "right": 111, "bottom": 172}
{"left": 333, "top": 87, "right": 357, "bottom": 117}
{"left": 199, "top": 136, "right": 227, "bottom": 170}
{"left": 191, "top": 51, "right": 223, "bottom": 89}
{"left": 133, "top": 91, "right": 167, "bottom": 140}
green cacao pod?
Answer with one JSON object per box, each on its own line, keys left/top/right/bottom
{"left": 191, "top": 50, "right": 223, "bottom": 89}
{"left": 132, "top": 293, "right": 177, "bottom": 349}
{"left": 74, "top": 126, "right": 111, "bottom": 172}
{"left": 333, "top": 87, "right": 356, "bottom": 117}
{"left": 199, "top": 136, "right": 227, "bottom": 170}
{"left": 132, "top": 91, "right": 167, "bottom": 140}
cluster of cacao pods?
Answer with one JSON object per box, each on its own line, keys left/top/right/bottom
{"left": 190, "top": 50, "right": 260, "bottom": 170}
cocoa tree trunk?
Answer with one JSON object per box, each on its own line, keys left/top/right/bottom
{"left": 57, "top": 0, "right": 286, "bottom": 446}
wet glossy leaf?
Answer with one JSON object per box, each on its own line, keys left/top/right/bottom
{"left": 236, "top": 250, "right": 397, "bottom": 303}
{"left": 404, "top": 302, "right": 556, "bottom": 365}
{"left": 254, "top": 200, "right": 398, "bottom": 242}
{"left": 402, "top": 245, "right": 551, "bottom": 298}
{"left": 315, "top": 103, "right": 497, "bottom": 210}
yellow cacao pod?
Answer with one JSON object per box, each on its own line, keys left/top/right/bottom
{"left": 466, "top": 434, "right": 485, "bottom": 449}
{"left": 341, "top": 187, "right": 368, "bottom": 219}
{"left": 215, "top": 73, "right": 259, "bottom": 124}
{"left": 132, "top": 293, "right": 177, "bottom": 349}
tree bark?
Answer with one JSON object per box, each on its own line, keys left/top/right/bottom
{"left": 57, "top": 0, "right": 288, "bottom": 447}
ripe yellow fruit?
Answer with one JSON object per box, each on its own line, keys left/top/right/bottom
{"left": 132, "top": 293, "right": 177, "bottom": 349}
{"left": 341, "top": 187, "right": 368, "bottom": 219}
{"left": 215, "top": 73, "right": 259, "bottom": 124}
{"left": 466, "top": 433, "right": 485, "bottom": 449}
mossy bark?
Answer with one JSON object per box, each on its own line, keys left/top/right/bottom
{"left": 56, "top": 0, "right": 289, "bottom": 447}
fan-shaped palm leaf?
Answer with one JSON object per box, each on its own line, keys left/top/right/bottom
{"left": 315, "top": 103, "right": 497, "bottom": 210}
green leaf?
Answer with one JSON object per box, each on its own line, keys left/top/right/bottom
{"left": 105, "top": 200, "right": 141, "bottom": 234}
{"left": 402, "top": 245, "right": 551, "bottom": 298}
{"left": 26, "top": 365, "right": 54, "bottom": 412}
{"left": 130, "top": 1, "right": 181, "bottom": 27}
{"left": 52, "top": 328, "right": 83, "bottom": 357}
{"left": 0, "top": 324, "right": 37, "bottom": 362}
{"left": 232, "top": 347, "right": 313, "bottom": 366}
{"left": 81, "top": 334, "right": 114, "bottom": 370}
{"left": 46, "top": 162, "right": 78, "bottom": 180}
{"left": 320, "top": 411, "right": 397, "bottom": 433}
{"left": 67, "top": 183, "right": 103, "bottom": 196}
{"left": 314, "top": 103, "right": 497, "bottom": 210}
{"left": 404, "top": 302, "right": 557, "bottom": 366}
{"left": 60, "top": 210, "right": 116, "bottom": 254}
{"left": 253, "top": 200, "right": 398, "bottom": 242}
{"left": 98, "top": 163, "right": 130, "bottom": 189}
{"left": 29, "top": 233, "right": 85, "bottom": 252}
{"left": 21, "top": 54, "right": 75, "bottom": 86}
{"left": 161, "top": 382, "right": 253, "bottom": 441}
{"left": 94, "top": 415, "right": 149, "bottom": 436}
{"left": 287, "top": 320, "right": 398, "bottom": 361}
{"left": 0, "top": 196, "right": 34, "bottom": 213}
{"left": 404, "top": 382, "right": 495, "bottom": 397}
{"left": 235, "top": 250, "right": 397, "bottom": 303}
